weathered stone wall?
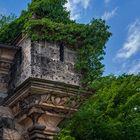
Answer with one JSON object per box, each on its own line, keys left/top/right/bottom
{"left": 31, "top": 41, "right": 80, "bottom": 85}
{"left": 11, "top": 39, "right": 32, "bottom": 89}
{"left": 3, "top": 39, "right": 82, "bottom": 139}
{"left": 10, "top": 38, "right": 80, "bottom": 90}
{"left": 0, "top": 74, "right": 9, "bottom": 101}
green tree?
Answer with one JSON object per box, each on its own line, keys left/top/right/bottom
{"left": 57, "top": 74, "right": 140, "bottom": 140}
{"left": 55, "top": 130, "right": 75, "bottom": 140}
{"left": 0, "top": 14, "right": 16, "bottom": 28}
{"left": 0, "top": 0, "right": 111, "bottom": 85}
{"left": 28, "top": 0, "right": 72, "bottom": 23}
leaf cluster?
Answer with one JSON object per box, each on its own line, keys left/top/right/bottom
{"left": 58, "top": 74, "right": 140, "bottom": 140}
{"left": 28, "top": 0, "right": 73, "bottom": 23}
{"left": 0, "top": 14, "right": 16, "bottom": 28}
{"left": 0, "top": 11, "right": 29, "bottom": 44}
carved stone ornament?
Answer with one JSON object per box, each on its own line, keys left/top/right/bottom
{"left": 0, "top": 106, "right": 29, "bottom": 140}
{"left": 4, "top": 78, "right": 87, "bottom": 140}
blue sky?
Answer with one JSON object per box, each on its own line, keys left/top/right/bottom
{"left": 0, "top": 0, "right": 140, "bottom": 76}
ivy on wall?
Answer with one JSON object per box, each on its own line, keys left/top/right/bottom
{"left": 0, "top": 0, "right": 111, "bottom": 88}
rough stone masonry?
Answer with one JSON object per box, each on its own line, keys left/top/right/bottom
{"left": 0, "top": 37, "right": 85, "bottom": 140}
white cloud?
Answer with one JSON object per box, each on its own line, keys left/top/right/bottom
{"left": 116, "top": 19, "right": 140, "bottom": 59}
{"left": 65, "top": 0, "right": 91, "bottom": 20}
{"left": 128, "top": 60, "right": 140, "bottom": 74}
{"left": 128, "top": 63, "right": 140, "bottom": 74}
{"left": 114, "top": 60, "right": 140, "bottom": 75}
{"left": 65, "top": 1, "right": 80, "bottom": 20}
{"left": 105, "top": 0, "right": 111, "bottom": 4}
{"left": 73, "top": 0, "right": 91, "bottom": 9}
{"left": 101, "top": 7, "right": 117, "bottom": 21}
{"left": 115, "top": 59, "right": 140, "bottom": 75}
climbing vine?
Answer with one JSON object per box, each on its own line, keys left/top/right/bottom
{"left": 0, "top": 0, "right": 111, "bottom": 88}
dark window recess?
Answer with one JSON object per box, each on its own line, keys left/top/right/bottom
{"left": 8, "top": 47, "right": 22, "bottom": 93}
{"left": 60, "top": 44, "right": 64, "bottom": 62}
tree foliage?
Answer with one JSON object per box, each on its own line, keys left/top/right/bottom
{"left": 55, "top": 130, "right": 75, "bottom": 140}
{"left": 28, "top": 0, "right": 72, "bottom": 23}
{"left": 57, "top": 74, "right": 140, "bottom": 140}
{"left": 0, "top": 14, "right": 16, "bottom": 28}
{"left": 0, "top": 0, "right": 111, "bottom": 86}
{"left": 0, "top": 11, "right": 29, "bottom": 44}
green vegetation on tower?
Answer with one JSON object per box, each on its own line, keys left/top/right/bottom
{"left": 0, "top": 0, "right": 111, "bottom": 87}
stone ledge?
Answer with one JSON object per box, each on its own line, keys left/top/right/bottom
{"left": 4, "top": 77, "right": 85, "bottom": 106}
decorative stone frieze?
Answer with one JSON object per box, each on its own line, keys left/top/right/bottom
{"left": 4, "top": 78, "right": 86, "bottom": 140}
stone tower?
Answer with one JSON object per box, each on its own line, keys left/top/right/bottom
{"left": 0, "top": 36, "right": 85, "bottom": 139}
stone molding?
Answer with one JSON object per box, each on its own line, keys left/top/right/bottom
{"left": 4, "top": 78, "right": 86, "bottom": 139}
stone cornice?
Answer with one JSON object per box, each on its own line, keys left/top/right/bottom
{"left": 4, "top": 77, "right": 86, "bottom": 106}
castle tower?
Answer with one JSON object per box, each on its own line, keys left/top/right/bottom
{"left": 1, "top": 36, "right": 85, "bottom": 140}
